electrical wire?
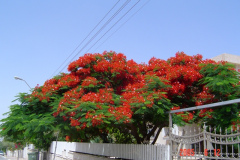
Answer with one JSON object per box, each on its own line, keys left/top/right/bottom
{"left": 56, "top": 0, "right": 131, "bottom": 75}
{"left": 85, "top": 0, "right": 141, "bottom": 54}
{"left": 51, "top": 0, "right": 121, "bottom": 77}
{"left": 93, "top": 0, "right": 151, "bottom": 52}
{"left": 59, "top": 0, "right": 141, "bottom": 74}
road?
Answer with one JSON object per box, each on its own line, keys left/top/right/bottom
{"left": 0, "top": 156, "right": 7, "bottom": 160}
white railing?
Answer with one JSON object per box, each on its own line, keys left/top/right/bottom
{"left": 50, "top": 141, "right": 170, "bottom": 160}
{"left": 170, "top": 124, "right": 240, "bottom": 160}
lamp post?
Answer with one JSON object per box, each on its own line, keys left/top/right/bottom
{"left": 14, "top": 76, "right": 31, "bottom": 160}
{"left": 14, "top": 76, "right": 31, "bottom": 89}
{"left": 53, "top": 130, "right": 60, "bottom": 160}
{"left": 14, "top": 76, "right": 33, "bottom": 160}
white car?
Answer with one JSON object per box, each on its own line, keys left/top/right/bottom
{"left": 0, "top": 151, "right": 4, "bottom": 156}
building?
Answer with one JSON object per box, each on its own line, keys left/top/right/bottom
{"left": 211, "top": 53, "right": 240, "bottom": 72}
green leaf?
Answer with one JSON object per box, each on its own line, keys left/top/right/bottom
{"left": 104, "top": 120, "right": 111, "bottom": 124}
{"left": 157, "top": 108, "right": 164, "bottom": 115}
{"left": 216, "top": 82, "right": 223, "bottom": 86}
{"left": 157, "top": 101, "right": 162, "bottom": 105}
{"left": 64, "top": 125, "right": 70, "bottom": 131}
{"left": 226, "top": 107, "right": 231, "bottom": 112}
{"left": 144, "top": 101, "right": 151, "bottom": 105}
{"left": 89, "top": 84, "right": 94, "bottom": 88}
{"left": 42, "top": 99, "right": 48, "bottom": 103}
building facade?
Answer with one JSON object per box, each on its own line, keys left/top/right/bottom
{"left": 211, "top": 53, "right": 240, "bottom": 72}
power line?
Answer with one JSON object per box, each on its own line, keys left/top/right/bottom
{"left": 51, "top": 0, "right": 121, "bottom": 77}
{"left": 59, "top": 0, "right": 142, "bottom": 74}
{"left": 56, "top": 0, "right": 131, "bottom": 75}
{"left": 93, "top": 0, "right": 151, "bottom": 53}
{"left": 85, "top": 0, "right": 141, "bottom": 54}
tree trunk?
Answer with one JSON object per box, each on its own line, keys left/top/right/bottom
{"left": 130, "top": 124, "right": 142, "bottom": 144}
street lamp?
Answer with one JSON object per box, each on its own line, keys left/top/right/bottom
{"left": 14, "top": 76, "right": 31, "bottom": 89}
{"left": 14, "top": 76, "right": 32, "bottom": 160}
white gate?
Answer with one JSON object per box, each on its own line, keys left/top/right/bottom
{"left": 170, "top": 124, "right": 240, "bottom": 159}
{"left": 168, "top": 99, "right": 240, "bottom": 160}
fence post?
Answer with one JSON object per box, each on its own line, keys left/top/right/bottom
{"left": 203, "top": 122, "right": 207, "bottom": 158}
{"left": 169, "top": 113, "right": 172, "bottom": 160}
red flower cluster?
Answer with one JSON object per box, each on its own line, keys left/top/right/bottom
{"left": 195, "top": 87, "right": 215, "bottom": 106}
{"left": 31, "top": 73, "right": 81, "bottom": 102}
{"left": 81, "top": 77, "right": 98, "bottom": 87}
{"left": 31, "top": 78, "right": 58, "bottom": 101}
{"left": 122, "top": 81, "right": 145, "bottom": 104}
{"left": 81, "top": 88, "right": 114, "bottom": 104}
{"left": 181, "top": 112, "right": 194, "bottom": 122}
{"left": 59, "top": 86, "right": 84, "bottom": 107}
{"left": 65, "top": 135, "right": 71, "bottom": 141}
{"left": 199, "top": 108, "right": 213, "bottom": 118}
{"left": 53, "top": 86, "right": 85, "bottom": 117}
{"left": 168, "top": 52, "right": 202, "bottom": 69}
{"left": 93, "top": 60, "right": 111, "bottom": 72}
{"left": 57, "top": 73, "right": 80, "bottom": 88}
{"left": 68, "top": 53, "right": 97, "bottom": 72}
{"left": 232, "top": 120, "right": 240, "bottom": 131}
{"left": 35, "top": 51, "right": 225, "bottom": 131}
{"left": 171, "top": 106, "right": 183, "bottom": 114}
{"left": 70, "top": 117, "right": 81, "bottom": 126}
{"left": 108, "top": 103, "right": 132, "bottom": 121}
{"left": 147, "top": 57, "right": 169, "bottom": 76}
{"left": 166, "top": 53, "right": 204, "bottom": 97}
{"left": 170, "top": 107, "right": 194, "bottom": 122}
{"left": 91, "top": 114, "right": 105, "bottom": 127}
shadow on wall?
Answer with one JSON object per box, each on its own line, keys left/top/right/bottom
{"left": 72, "top": 152, "right": 122, "bottom": 160}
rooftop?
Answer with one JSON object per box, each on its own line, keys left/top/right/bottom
{"left": 211, "top": 53, "right": 240, "bottom": 65}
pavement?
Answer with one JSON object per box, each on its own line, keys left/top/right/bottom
{"left": 4, "top": 156, "right": 27, "bottom": 160}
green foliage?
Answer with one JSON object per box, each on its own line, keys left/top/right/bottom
{"left": 198, "top": 63, "right": 240, "bottom": 128}
{"left": 200, "top": 63, "right": 240, "bottom": 100}
{"left": 1, "top": 52, "right": 240, "bottom": 147}
{"left": 0, "top": 93, "right": 57, "bottom": 150}
{"left": 107, "top": 128, "right": 137, "bottom": 144}
{"left": 0, "top": 140, "right": 16, "bottom": 152}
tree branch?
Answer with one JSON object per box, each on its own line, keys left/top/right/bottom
{"left": 151, "top": 127, "right": 161, "bottom": 145}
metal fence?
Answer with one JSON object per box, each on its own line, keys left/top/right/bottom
{"left": 170, "top": 124, "right": 240, "bottom": 160}
{"left": 50, "top": 141, "right": 170, "bottom": 160}
{"left": 168, "top": 98, "right": 240, "bottom": 160}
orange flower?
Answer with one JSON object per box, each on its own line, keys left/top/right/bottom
{"left": 65, "top": 135, "right": 71, "bottom": 141}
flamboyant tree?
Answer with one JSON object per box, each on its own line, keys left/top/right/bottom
{"left": 1, "top": 51, "right": 239, "bottom": 146}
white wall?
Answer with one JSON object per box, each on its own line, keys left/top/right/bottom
{"left": 49, "top": 141, "right": 170, "bottom": 160}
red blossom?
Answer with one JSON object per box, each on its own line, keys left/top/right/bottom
{"left": 181, "top": 112, "right": 194, "bottom": 122}
{"left": 65, "top": 135, "right": 71, "bottom": 141}
{"left": 70, "top": 118, "right": 80, "bottom": 126}
{"left": 68, "top": 53, "right": 97, "bottom": 71}
{"left": 81, "top": 77, "right": 98, "bottom": 87}
{"left": 232, "top": 120, "right": 240, "bottom": 131}
{"left": 199, "top": 108, "right": 213, "bottom": 118}
{"left": 36, "top": 51, "right": 223, "bottom": 132}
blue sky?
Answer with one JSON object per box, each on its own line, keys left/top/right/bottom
{"left": 1, "top": 0, "right": 240, "bottom": 120}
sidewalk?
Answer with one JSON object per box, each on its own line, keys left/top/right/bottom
{"left": 5, "top": 156, "right": 27, "bottom": 160}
